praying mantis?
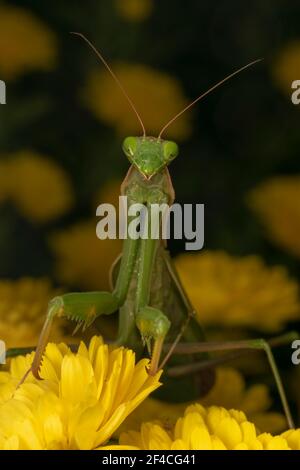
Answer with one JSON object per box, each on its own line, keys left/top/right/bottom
{"left": 9, "top": 33, "right": 298, "bottom": 429}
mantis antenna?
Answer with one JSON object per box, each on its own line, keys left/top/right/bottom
{"left": 71, "top": 32, "right": 146, "bottom": 137}
{"left": 158, "top": 58, "right": 263, "bottom": 139}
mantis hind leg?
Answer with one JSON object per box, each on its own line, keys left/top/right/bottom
{"left": 165, "top": 332, "right": 299, "bottom": 430}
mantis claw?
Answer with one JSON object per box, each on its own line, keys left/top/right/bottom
{"left": 135, "top": 306, "right": 170, "bottom": 375}
{"left": 148, "top": 336, "right": 165, "bottom": 376}
{"left": 72, "top": 321, "right": 84, "bottom": 336}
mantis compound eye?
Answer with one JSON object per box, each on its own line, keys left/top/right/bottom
{"left": 163, "top": 141, "right": 179, "bottom": 161}
{"left": 122, "top": 136, "right": 137, "bottom": 156}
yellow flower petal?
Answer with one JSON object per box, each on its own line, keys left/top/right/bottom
{"left": 117, "top": 404, "right": 300, "bottom": 450}
{"left": 0, "top": 337, "right": 161, "bottom": 450}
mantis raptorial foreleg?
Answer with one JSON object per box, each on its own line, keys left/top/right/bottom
{"left": 164, "top": 334, "right": 298, "bottom": 429}
{"left": 133, "top": 204, "right": 171, "bottom": 375}
{"left": 27, "top": 232, "right": 141, "bottom": 379}
{"left": 30, "top": 292, "right": 119, "bottom": 378}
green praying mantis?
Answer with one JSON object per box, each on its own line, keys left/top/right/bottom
{"left": 8, "top": 33, "right": 299, "bottom": 429}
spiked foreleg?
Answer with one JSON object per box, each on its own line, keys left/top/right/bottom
{"left": 28, "top": 233, "right": 140, "bottom": 380}
{"left": 31, "top": 292, "right": 119, "bottom": 378}
{"left": 134, "top": 202, "right": 171, "bottom": 375}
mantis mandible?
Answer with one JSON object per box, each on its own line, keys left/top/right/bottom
{"left": 14, "top": 33, "right": 297, "bottom": 429}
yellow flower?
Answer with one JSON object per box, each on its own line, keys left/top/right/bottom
{"left": 50, "top": 220, "right": 122, "bottom": 290}
{"left": 175, "top": 251, "right": 300, "bottom": 331}
{"left": 0, "top": 277, "right": 65, "bottom": 349}
{"left": 84, "top": 64, "right": 191, "bottom": 139}
{"left": 109, "top": 404, "right": 300, "bottom": 450}
{"left": 0, "top": 151, "right": 73, "bottom": 222}
{"left": 248, "top": 176, "right": 300, "bottom": 259}
{"left": 115, "top": 0, "right": 153, "bottom": 22}
{"left": 120, "top": 367, "right": 286, "bottom": 436}
{"left": 280, "top": 429, "right": 300, "bottom": 450}
{"left": 0, "top": 336, "right": 162, "bottom": 449}
{"left": 272, "top": 41, "right": 300, "bottom": 94}
{"left": 0, "top": 5, "right": 57, "bottom": 80}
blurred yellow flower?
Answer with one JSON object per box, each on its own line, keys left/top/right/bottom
{"left": 108, "top": 404, "right": 300, "bottom": 450}
{"left": 272, "top": 41, "right": 300, "bottom": 94}
{"left": 175, "top": 251, "right": 300, "bottom": 331}
{"left": 0, "top": 278, "right": 65, "bottom": 349}
{"left": 120, "top": 367, "right": 286, "bottom": 436}
{"left": 115, "top": 0, "right": 153, "bottom": 22}
{"left": 0, "top": 5, "right": 57, "bottom": 80}
{"left": 0, "top": 151, "right": 73, "bottom": 223}
{"left": 50, "top": 220, "right": 122, "bottom": 290}
{"left": 84, "top": 64, "right": 191, "bottom": 139}
{"left": 0, "top": 336, "right": 162, "bottom": 449}
{"left": 248, "top": 176, "right": 300, "bottom": 259}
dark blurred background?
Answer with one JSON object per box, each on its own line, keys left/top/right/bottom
{"left": 0, "top": 0, "right": 300, "bottom": 280}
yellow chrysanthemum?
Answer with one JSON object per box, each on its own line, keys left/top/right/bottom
{"left": 248, "top": 176, "right": 300, "bottom": 259}
{"left": 272, "top": 41, "right": 300, "bottom": 94}
{"left": 84, "top": 64, "right": 191, "bottom": 139}
{"left": 0, "top": 278, "right": 65, "bottom": 349}
{"left": 0, "top": 336, "right": 162, "bottom": 449}
{"left": 50, "top": 220, "right": 122, "bottom": 290}
{"left": 0, "top": 151, "right": 73, "bottom": 222}
{"left": 120, "top": 367, "right": 286, "bottom": 436}
{"left": 0, "top": 5, "right": 57, "bottom": 80}
{"left": 175, "top": 251, "right": 300, "bottom": 331}
{"left": 108, "top": 404, "right": 300, "bottom": 450}
{"left": 115, "top": 0, "right": 153, "bottom": 22}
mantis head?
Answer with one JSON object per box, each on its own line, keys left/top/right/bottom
{"left": 122, "top": 136, "right": 179, "bottom": 179}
